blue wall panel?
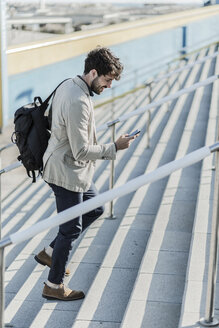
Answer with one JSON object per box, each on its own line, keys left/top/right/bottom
{"left": 187, "top": 15, "right": 219, "bottom": 51}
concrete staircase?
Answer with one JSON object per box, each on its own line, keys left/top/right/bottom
{"left": 1, "top": 44, "right": 218, "bottom": 328}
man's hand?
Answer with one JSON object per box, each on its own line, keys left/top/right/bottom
{"left": 115, "top": 134, "right": 139, "bottom": 151}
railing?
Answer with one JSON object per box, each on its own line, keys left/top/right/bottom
{"left": 2, "top": 51, "right": 217, "bottom": 220}
{"left": 0, "top": 162, "right": 22, "bottom": 238}
{"left": 0, "top": 143, "right": 219, "bottom": 328}
{"left": 95, "top": 50, "right": 218, "bottom": 116}
{"left": 0, "top": 73, "right": 217, "bottom": 224}
{"left": 98, "top": 75, "right": 218, "bottom": 131}
{"left": 95, "top": 52, "right": 219, "bottom": 118}
{"left": 94, "top": 41, "right": 219, "bottom": 112}
{"left": 94, "top": 48, "right": 218, "bottom": 218}
{"left": 200, "top": 146, "right": 219, "bottom": 327}
{"left": 0, "top": 144, "right": 21, "bottom": 239}
{"left": 1, "top": 48, "right": 218, "bottom": 221}
{"left": 1, "top": 74, "right": 218, "bottom": 221}
{"left": 0, "top": 45, "right": 218, "bottom": 327}
{"left": 0, "top": 144, "right": 14, "bottom": 153}
{"left": 98, "top": 74, "right": 218, "bottom": 218}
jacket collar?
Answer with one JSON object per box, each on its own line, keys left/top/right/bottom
{"left": 74, "top": 75, "right": 94, "bottom": 97}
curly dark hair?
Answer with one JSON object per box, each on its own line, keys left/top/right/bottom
{"left": 84, "top": 47, "right": 123, "bottom": 80}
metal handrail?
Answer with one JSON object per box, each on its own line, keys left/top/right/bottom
{"left": 102, "top": 74, "right": 218, "bottom": 218}
{"left": 153, "top": 52, "right": 218, "bottom": 85}
{"left": 96, "top": 50, "right": 218, "bottom": 216}
{"left": 0, "top": 160, "right": 22, "bottom": 328}
{"left": 172, "top": 39, "right": 219, "bottom": 63}
{"left": 0, "top": 52, "right": 218, "bottom": 218}
{"left": 0, "top": 75, "right": 217, "bottom": 220}
{"left": 1, "top": 144, "right": 217, "bottom": 246}
{"left": 0, "top": 143, "right": 219, "bottom": 328}
{"left": 0, "top": 143, "right": 14, "bottom": 153}
{"left": 200, "top": 147, "right": 219, "bottom": 327}
{"left": 4, "top": 50, "right": 215, "bottom": 152}
{"left": 94, "top": 42, "right": 219, "bottom": 110}
{"left": 95, "top": 84, "right": 146, "bottom": 109}
{"left": 0, "top": 161, "right": 21, "bottom": 176}
{"left": 97, "top": 75, "right": 219, "bottom": 132}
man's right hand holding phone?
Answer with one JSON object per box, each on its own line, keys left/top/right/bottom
{"left": 115, "top": 129, "right": 140, "bottom": 150}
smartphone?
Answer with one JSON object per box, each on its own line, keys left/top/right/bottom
{"left": 127, "top": 129, "right": 141, "bottom": 137}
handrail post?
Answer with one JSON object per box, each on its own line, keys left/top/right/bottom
{"left": 111, "top": 87, "right": 115, "bottom": 121}
{"left": 0, "top": 242, "right": 11, "bottom": 328}
{"left": 166, "top": 63, "right": 171, "bottom": 112}
{"left": 147, "top": 110, "right": 151, "bottom": 149}
{"left": 199, "top": 148, "right": 219, "bottom": 327}
{"left": 177, "top": 60, "right": 181, "bottom": 90}
{"left": 0, "top": 149, "right": 2, "bottom": 241}
{"left": 146, "top": 81, "right": 153, "bottom": 148}
{"left": 0, "top": 247, "right": 5, "bottom": 328}
{"left": 134, "top": 69, "right": 138, "bottom": 109}
{"left": 108, "top": 122, "right": 116, "bottom": 219}
{"left": 134, "top": 68, "right": 138, "bottom": 88}
{"left": 0, "top": 161, "right": 1, "bottom": 240}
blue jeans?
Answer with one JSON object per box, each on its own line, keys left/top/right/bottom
{"left": 48, "top": 182, "right": 104, "bottom": 284}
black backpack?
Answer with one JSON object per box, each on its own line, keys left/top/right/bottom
{"left": 11, "top": 79, "right": 69, "bottom": 182}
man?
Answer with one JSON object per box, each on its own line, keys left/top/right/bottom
{"left": 34, "top": 47, "right": 138, "bottom": 301}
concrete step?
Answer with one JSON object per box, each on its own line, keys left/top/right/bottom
{"left": 178, "top": 48, "right": 219, "bottom": 328}
{"left": 120, "top": 46, "right": 217, "bottom": 328}
{"left": 2, "top": 181, "right": 52, "bottom": 237}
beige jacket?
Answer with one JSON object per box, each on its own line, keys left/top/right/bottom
{"left": 43, "top": 77, "right": 116, "bottom": 192}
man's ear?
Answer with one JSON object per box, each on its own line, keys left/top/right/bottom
{"left": 90, "top": 69, "right": 98, "bottom": 79}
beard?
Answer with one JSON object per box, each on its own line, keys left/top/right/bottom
{"left": 91, "top": 77, "right": 106, "bottom": 95}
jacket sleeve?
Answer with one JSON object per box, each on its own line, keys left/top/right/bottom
{"left": 64, "top": 96, "right": 116, "bottom": 161}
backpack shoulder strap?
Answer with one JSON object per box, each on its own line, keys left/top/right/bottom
{"left": 36, "top": 78, "right": 72, "bottom": 106}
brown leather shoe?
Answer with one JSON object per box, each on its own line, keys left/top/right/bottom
{"left": 42, "top": 283, "right": 85, "bottom": 301}
{"left": 34, "top": 249, "right": 70, "bottom": 276}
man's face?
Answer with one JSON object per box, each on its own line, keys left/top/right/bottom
{"left": 91, "top": 74, "right": 114, "bottom": 95}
